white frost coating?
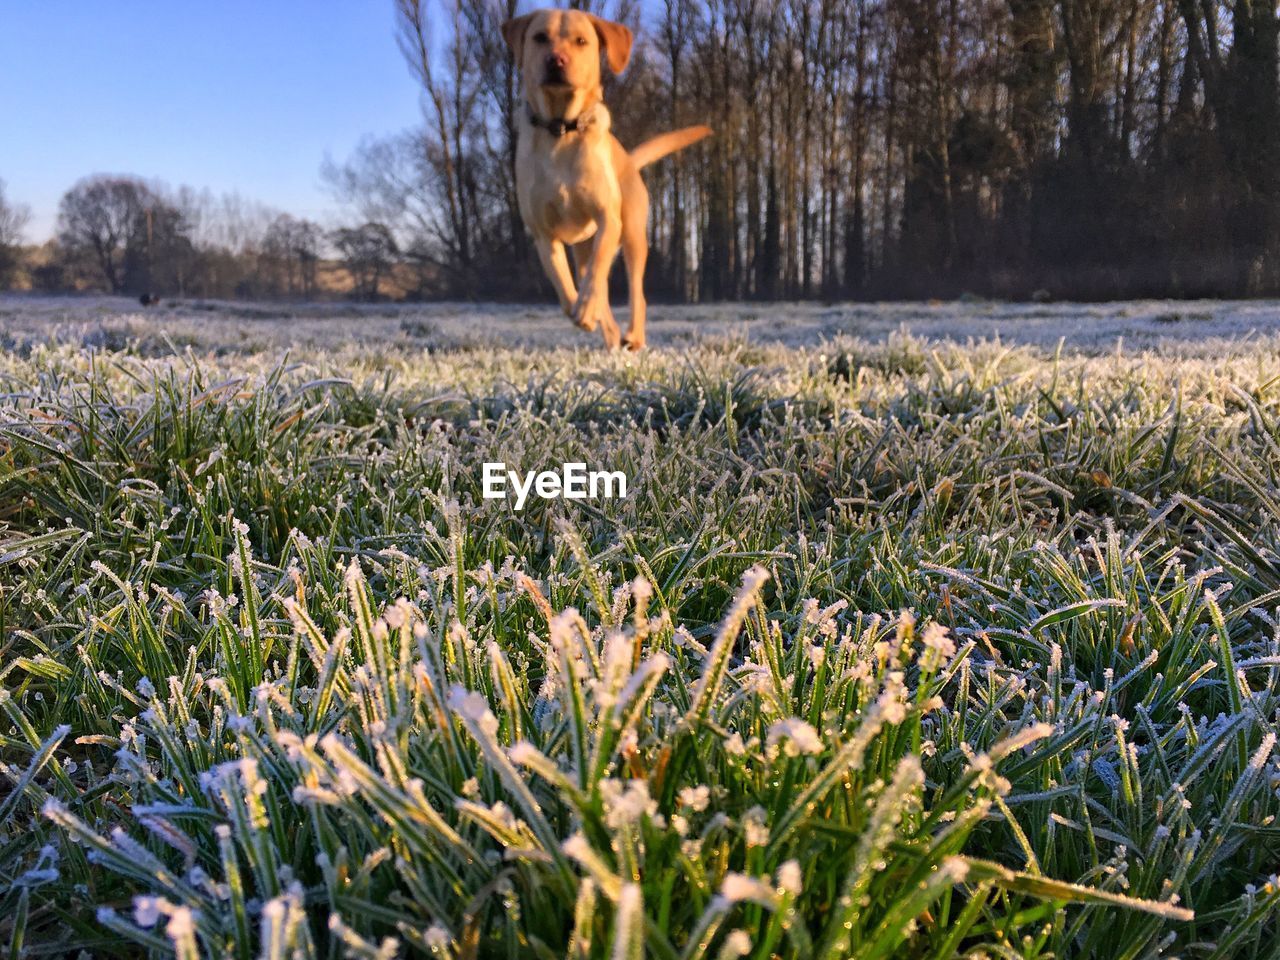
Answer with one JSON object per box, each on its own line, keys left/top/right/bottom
{"left": 678, "top": 785, "right": 711, "bottom": 811}
{"left": 133, "top": 896, "right": 162, "bottom": 927}
{"left": 424, "top": 924, "right": 452, "bottom": 948}
{"left": 447, "top": 686, "right": 499, "bottom": 737}
{"left": 720, "top": 872, "right": 778, "bottom": 906}
{"left": 600, "top": 779, "right": 657, "bottom": 830}
{"left": 719, "top": 930, "right": 753, "bottom": 958}
{"left": 12, "top": 296, "right": 1280, "bottom": 354}
{"left": 776, "top": 860, "right": 803, "bottom": 896}
{"left": 767, "top": 717, "right": 824, "bottom": 757}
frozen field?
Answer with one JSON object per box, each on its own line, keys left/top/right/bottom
{"left": 3, "top": 293, "right": 1280, "bottom": 957}
{"left": 6, "top": 293, "right": 1280, "bottom": 355}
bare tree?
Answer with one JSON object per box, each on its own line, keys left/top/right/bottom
{"left": 262, "top": 214, "right": 322, "bottom": 298}
{"left": 1177, "top": 0, "right": 1280, "bottom": 290}
{"left": 0, "top": 178, "right": 32, "bottom": 289}
{"left": 56, "top": 176, "right": 155, "bottom": 293}
{"left": 172, "top": 187, "right": 289, "bottom": 297}
{"left": 54, "top": 175, "right": 204, "bottom": 296}
{"left": 331, "top": 222, "right": 398, "bottom": 300}
{"left": 396, "top": 0, "right": 486, "bottom": 283}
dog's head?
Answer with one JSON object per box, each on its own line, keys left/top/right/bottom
{"left": 502, "top": 8, "right": 632, "bottom": 100}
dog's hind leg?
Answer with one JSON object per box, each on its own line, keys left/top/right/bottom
{"left": 620, "top": 192, "right": 649, "bottom": 351}
{"left": 534, "top": 236, "right": 578, "bottom": 318}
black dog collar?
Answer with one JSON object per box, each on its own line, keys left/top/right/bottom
{"left": 527, "top": 104, "right": 584, "bottom": 138}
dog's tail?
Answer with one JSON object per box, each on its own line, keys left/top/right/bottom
{"left": 630, "top": 125, "right": 713, "bottom": 170}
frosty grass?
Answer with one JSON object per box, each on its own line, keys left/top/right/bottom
{"left": 2, "top": 309, "right": 1279, "bottom": 957}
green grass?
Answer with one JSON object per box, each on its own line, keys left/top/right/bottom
{"left": 2, "top": 331, "right": 1279, "bottom": 958}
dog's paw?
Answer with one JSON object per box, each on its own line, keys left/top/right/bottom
{"left": 622, "top": 330, "right": 645, "bottom": 351}
{"left": 574, "top": 296, "right": 611, "bottom": 336}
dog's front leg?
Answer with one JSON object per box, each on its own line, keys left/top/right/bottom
{"left": 574, "top": 212, "right": 622, "bottom": 349}
{"left": 533, "top": 236, "right": 579, "bottom": 318}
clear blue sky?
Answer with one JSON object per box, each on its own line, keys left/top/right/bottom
{"left": 0, "top": 2, "right": 426, "bottom": 241}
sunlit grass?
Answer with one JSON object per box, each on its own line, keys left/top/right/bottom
{"left": 2, "top": 329, "right": 1279, "bottom": 957}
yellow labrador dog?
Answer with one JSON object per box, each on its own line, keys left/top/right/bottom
{"left": 503, "top": 8, "right": 711, "bottom": 350}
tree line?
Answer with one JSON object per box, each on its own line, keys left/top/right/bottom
{"left": 328, "top": 0, "right": 1280, "bottom": 301}
{"left": 0, "top": 176, "right": 405, "bottom": 301}
{"left": 5, "top": 0, "right": 1279, "bottom": 303}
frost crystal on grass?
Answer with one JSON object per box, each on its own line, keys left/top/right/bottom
{"left": 767, "top": 717, "right": 824, "bottom": 756}
{"left": 600, "top": 779, "right": 657, "bottom": 830}
{"left": 678, "top": 785, "right": 711, "bottom": 812}
{"left": 447, "top": 687, "right": 500, "bottom": 737}
{"left": 719, "top": 873, "right": 778, "bottom": 907}
{"left": 777, "top": 860, "right": 803, "bottom": 896}
{"left": 741, "top": 807, "right": 770, "bottom": 847}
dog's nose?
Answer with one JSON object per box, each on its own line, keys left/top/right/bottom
{"left": 546, "top": 52, "right": 567, "bottom": 71}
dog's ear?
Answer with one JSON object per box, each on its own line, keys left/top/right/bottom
{"left": 501, "top": 13, "right": 535, "bottom": 63}
{"left": 589, "top": 15, "right": 633, "bottom": 75}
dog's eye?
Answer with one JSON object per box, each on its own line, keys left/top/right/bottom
{"left": 575, "top": 36, "right": 588, "bottom": 46}
{"left": 533, "top": 31, "right": 549, "bottom": 43}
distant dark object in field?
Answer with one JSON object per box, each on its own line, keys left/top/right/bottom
{"left": 828, "top": 343, "right": 928, "bottom": 383}
{"left": 1154, "top": 310, "right": 1213, "bottom": 324}
{"left": 1031, "top": 289, "right": 1052, "bottom": 303}
{"left": 828, "top": 353, "right": 860, "bottom": 384}
{"left": 139, "top": 293, "right": 159, "bottom": 307}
